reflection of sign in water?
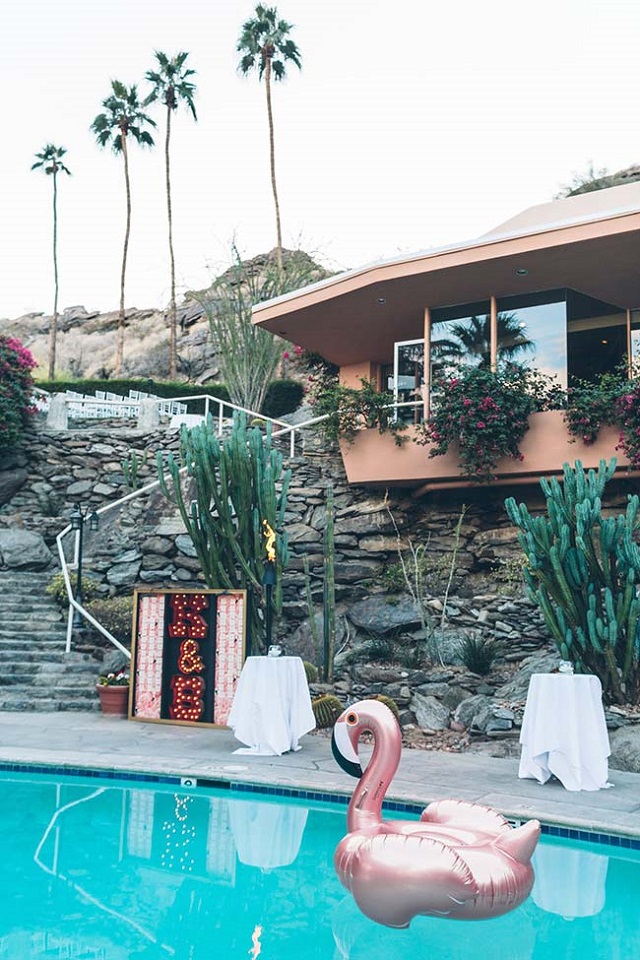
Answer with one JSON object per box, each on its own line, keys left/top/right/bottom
{"left": 131, "top": 588, "right": 246, "bottom": 727}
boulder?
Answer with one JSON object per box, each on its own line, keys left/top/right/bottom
{"left": 348, "top": 595, "right": 423, "bottom": 633}
{"left": 106, "top": 560, "right": 142, "bottom": 586}
{"left": 454, "top": 695, "right": 491, "bottom": 730}
{"left": 609, "top": 726, "right": 640, "bottom": 773}
{"left": 0, "top": 467, "right": 28, "bottom": 506}
{"left": 494, "top": 653, "right": 562, "bottom": 700}
{"left": 411, "top": 692, "right": 450, "bottom": 731}
{"left": 0, "top": 529, "right": 53, "bottom": 569}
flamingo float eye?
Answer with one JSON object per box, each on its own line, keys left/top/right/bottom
{"left": 346, "top": 712, "right": 358, "bottom": 725}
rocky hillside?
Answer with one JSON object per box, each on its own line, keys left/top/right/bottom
{"left": 0, "top": 249, "right": 329, "bottom": 383}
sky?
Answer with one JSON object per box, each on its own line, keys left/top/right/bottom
{"left": 3, "top": 0, "right": 640, "bottom": 320}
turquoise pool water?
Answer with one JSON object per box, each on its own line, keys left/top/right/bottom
{"left": 1, "top": 771, "right": 639, "bottom": 959}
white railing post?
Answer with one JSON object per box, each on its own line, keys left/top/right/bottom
{"left": 204, "top": 396, "right": 210, "bottom": 420}
{"left": 218, "top": 399, "right": 224, "bottom": 436}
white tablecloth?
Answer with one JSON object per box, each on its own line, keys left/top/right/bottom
{"left": 519, "top": 673, "right": 610, "bottom": 791}
{"left": 227, "top": 656, "right": 316, "bottom": 756}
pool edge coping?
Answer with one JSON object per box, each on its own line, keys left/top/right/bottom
{"left": 2, "top": 757, "right": 640, "bottom": 850}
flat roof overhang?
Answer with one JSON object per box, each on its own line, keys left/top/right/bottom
{"left": 253, "top": 204, "right": 640, "bottom": 367}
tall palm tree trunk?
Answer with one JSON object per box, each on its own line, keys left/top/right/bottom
{"left": 165, "top": 104, "right": 177, "bottom": 380}
{"left": 264, "top": 58, "right": 283, "bottom": 275}
{"left": 117, "top": 134, "right": 131, "bottom": 377}
{"left": 48, "top": 171, "right": 59, "bottom": 380}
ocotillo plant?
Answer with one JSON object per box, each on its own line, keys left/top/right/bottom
{"left": 157, "top": 414, "right": 290, "bottom": 648}
{"left": 505, "top": 459, "right": 640, "bottom": 704}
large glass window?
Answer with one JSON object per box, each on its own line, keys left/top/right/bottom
{"left": 430, "top": 301, "right": 491, "bottom": 378}
{"left": 497, "top": 291, "right": 567, "bottom": 387}
{"left": 390, "top": 289, "right": 630, "bottom": 424}
{"left": 566, "top": 291, "right": 627, "bottom": 384}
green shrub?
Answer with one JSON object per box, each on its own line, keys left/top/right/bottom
{"left": 0, "top": 337, "right": 37, "bottom": 450}
{"left": 261, "top": 379, "right": 305, "bottom": 419}
{"left": 303, "top": 660, "right": 318, "bottom": 683}
{"left": 86, "top": 596, "right": 134, "bottom": 643}
{"left": 47, "top": 571, "right": 101, "bottom": 606}
{"left": 312, "top": 694, "right": 343, "bottom": 729}
{"left": 362, "top": 632, "right": 396, "bottom": 663}
{"left": 458, "top": 634, "right": 502, "bottom": 675}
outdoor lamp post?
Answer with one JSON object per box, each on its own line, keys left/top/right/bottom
{"left": 70, "top": 505, "right": 99, "bottom": 629}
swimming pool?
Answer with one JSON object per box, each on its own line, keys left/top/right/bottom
{"left": 1, "top": 770, "right": 639, "bottom": 959}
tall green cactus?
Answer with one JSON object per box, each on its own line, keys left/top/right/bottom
{"left": 323, "top": 480, "right": 337, "bottom": 682}
{"left": 157, "top": 414, "right": 291, "bottom": 650}
{"left": 505, "top": 459, "right": 640, "bottom": 703}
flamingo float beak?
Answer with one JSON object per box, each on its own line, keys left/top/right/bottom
{"left": 332, "top": 712, "right": 363, "bottom": 779}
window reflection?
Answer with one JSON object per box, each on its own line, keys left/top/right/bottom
{"left": 430, "top": 301, "right": 491, "bottom": 377}
{"left": 497, "top": 293, "right": 566, "bottom": 388}
{"left": 566, "top": 290, "right": 626, "bottom": 384}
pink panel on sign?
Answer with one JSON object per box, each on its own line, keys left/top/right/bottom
{"left": 134, "top": 595, "right": 165, "bottom": 718}
{"left": 214, "top": 594, "right": 245, "bottom": 724}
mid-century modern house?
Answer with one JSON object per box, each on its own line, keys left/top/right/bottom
{"left": 253, "top": 183, "right": 640, "bottom": 494}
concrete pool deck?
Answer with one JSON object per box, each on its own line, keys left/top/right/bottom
{"left": 0, "top": 712, "right": 639, "bottom": 838}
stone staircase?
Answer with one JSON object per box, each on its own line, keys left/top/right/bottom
{"left": 0, "top": 570, "right": 100, "bottom": 711}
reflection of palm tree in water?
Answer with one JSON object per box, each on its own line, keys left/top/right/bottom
{"left": 432, "top": 313, "right": 534, "bottom": 371}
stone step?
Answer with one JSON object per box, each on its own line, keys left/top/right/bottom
{"left": 0, "top": 649, "right": 79, "bottom": 662}
{"left": 0, "top": 694, "right": 100, "bottom": 712}
{"left": 0, "top": 660, "right": 96, "bottom": 677}
{"left": 0, "top": 609, "right": 64, "bottom": 623}
{"left": 0, "top": 625, "right": 68, "bottom": 638}
{"left": 0, "top": 595, "right": 62, "bottom": 606}
{"left": 0, "top": 677, "right": 97, "bottom": 691}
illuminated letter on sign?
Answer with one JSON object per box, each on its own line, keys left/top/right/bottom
{"left": 170, "top": 675, "right": 205, "bottom": 722}
{"left": 168, "top": 593, "right": 209, "bottom": 639}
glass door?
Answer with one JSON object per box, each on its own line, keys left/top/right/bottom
{"left": 392, "top": 339, "right": 424, "bottom": 422}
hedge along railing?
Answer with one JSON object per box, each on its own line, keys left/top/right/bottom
{"left": 56, "top": 403, "right": 331, "bottom": 655}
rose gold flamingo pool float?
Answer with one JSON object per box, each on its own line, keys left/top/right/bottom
{"left": 331, "top": 699, "right": 540, "bottom": 928}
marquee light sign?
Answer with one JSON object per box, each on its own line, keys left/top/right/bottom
{"left": 131, "top": 588, "right": 247, "bottom": 727}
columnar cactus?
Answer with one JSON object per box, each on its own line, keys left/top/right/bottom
{"left": 505, "top": 459, "right": 640, "bottom": 704}
{"left": 323, "top": 480, "right": 337, "bottom": 682}
{"left": 157, "top": 414, "right": 290, "bottom": 649}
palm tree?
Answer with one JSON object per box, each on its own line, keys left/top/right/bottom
{"left": 91, "top": 81, "right": 155, "bottom": 376}
{"left": 145, "top": 52, "right": 197, "bottom": 381}
{"left": 237, "top": 4, "right": 301, "bottom": 275}
{"left": 432, "top": 313, "right": 533, "bottom": 370}
{"left": 31, "top": 144, "right": 71, "bottom": 380}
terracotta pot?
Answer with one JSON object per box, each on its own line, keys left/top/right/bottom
{"left": 96, "top": 683, "right": 130, "bottom": 717}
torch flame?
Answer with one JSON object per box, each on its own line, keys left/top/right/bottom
{"left": 262, "top": 520, "right": 276, "bottom": 562}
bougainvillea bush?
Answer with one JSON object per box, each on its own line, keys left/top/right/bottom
{"left": 0, "top": 337, "right": 37, "bottom": 451}
{"left": 614, "top": 381, "right": 640, "bottom": 468}
{"left": 418, "top": 364, "right": 539, "bottom": 482}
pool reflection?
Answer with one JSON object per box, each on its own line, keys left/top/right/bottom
{"left": 0, "top": 776, "right": 639, "bottom": 960}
